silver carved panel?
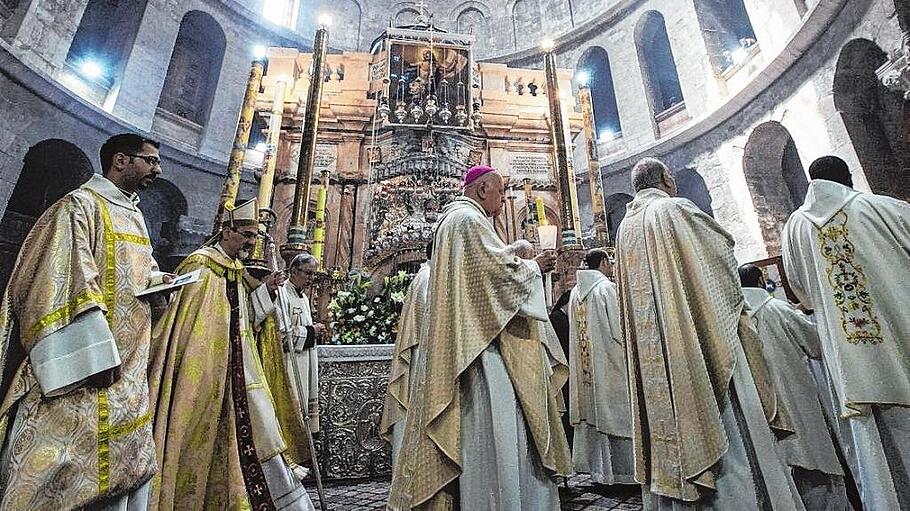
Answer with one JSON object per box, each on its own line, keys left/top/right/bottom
{"left": 316, "top": 346, "right": 393, "bottom": 479}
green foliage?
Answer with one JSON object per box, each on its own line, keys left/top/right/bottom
{"left": 327, "top": 270, "right": 412, "bottom": 345}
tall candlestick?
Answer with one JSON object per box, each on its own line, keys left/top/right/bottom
{"left": 578, "top": 84, "right": 609, "bottom": 246}
{"left": 311, "top": 171, "right": 329, "bottom": 268}
{"left": 522, "top": 178, "right": 536, "bottom": 241}
{"left": 247, "top": 80, "right": 287, "bottom": 273}
{"left": 544, "top": 47, "right": 581, "bottom": 248}
{"left": 285, "top": 22, "right": 329, "bottom": 252}
{"left": 212, "top": 58, "right": 265, "bottom": 235}
{"left": 535, "top": 196, "right": 548, "bottom": 226}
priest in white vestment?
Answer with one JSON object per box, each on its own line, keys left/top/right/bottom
{"left": 252, "top": 252, "right": 324, "bottom": 434}
{"left": 387, "top": 166, "right": 571, "bottom": 510}
{"left": 616, "top": 158, "right": 804, "bottom": 511}
{"left": 739, "top": 264, "right": 850, "bottom": 510}
{"left": 0, "top": 135, "right": 170, "bottom": 510}
{"left": 781, "top": 156, "right": 910, "bottom": 511}
{"left": 568, "top": 248, "right": 634, "bottom": 485}
{"left": 381, "top": 243, "right": 432, "bottom": 465}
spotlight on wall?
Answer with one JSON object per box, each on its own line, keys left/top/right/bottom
{"left": 730, "top": 47, "right": 749, "bottom": 65}
{"left": 576, "top": 70, "right": 590, "bottom": 87}
{"left": 318, "top": 14, "right": 333, "bottom": 27}
{"left": 541, "top": 38, "right": 555, "bottom": 51}
{"left": 599, "top": 130, "right": 617, "bottom": 143}
{"left": 253, "top": 45, "right": 268, "bottom": 60}
{"left": 78, "top": 60, "right": 104, "bottom": 80}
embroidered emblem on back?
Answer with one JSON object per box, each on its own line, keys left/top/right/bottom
{"left": 818, "top": 210, "right": 883, "bottom": 345}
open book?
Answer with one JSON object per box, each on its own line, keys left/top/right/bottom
{"left": 135, "top": 269, "right": 201, "bottom": 297}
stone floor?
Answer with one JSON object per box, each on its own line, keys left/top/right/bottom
{"left": 305, "top": 474, "right": 644, "bottom": 510}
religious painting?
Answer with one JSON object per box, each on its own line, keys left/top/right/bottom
{"left": 386, "top": 41, "right": 473, "bottom": 128}
{"left": 367, "top": 146, "right": 382, "bottom": 164}
{"left": 748, "top": 255, "right": 798, "bottom": 304}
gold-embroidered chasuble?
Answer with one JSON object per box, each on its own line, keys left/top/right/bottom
{"left": 387, "top": 197, "right": 570, "bottom": 510}
{"left": 615, "top": 188, "right": 787, "bottom": 502}
{"left": 0, "top": 174, "right": 158, "bottom": 509}
{"left": 148, "top": 246, "right": 288, "bottom": 510}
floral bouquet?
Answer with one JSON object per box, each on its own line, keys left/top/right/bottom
{"left": 327, "top": 270, "right": 412, "bottom": 345}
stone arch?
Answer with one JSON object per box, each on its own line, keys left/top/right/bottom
{"left": 833, "top": 38, "right": 910, "bottom": 200}
{"left": 64, "top": 0, "right": 149, "bottom": 90}
{"left": 455, "top": 8, "right": 489, "bottom": 54}
{"left": 743, "top": 121, "right": 808, "bottom": 254}
{"left": 635, "top": 11, "right": 684, "bottom": 123}
{"left": 0, "top": 139, "right": 94, "bottom": 288}
{"left": 691, "top": 0, "right": 757, "bottom": 75}
{"left": 674, "top": 167, "right": 713, "bottom": 217}
{"left": 511, "top": 0, "right": 540, "bottom": 50}
{"left": 138, "top": 178, "right": 188, "bottom": 271}
{"left": 577, "top": 46, "right": 622, "bottom": 138}
{"left": 395, "top": 7, "right": 420, "bottom": 26}
{"left": 157, "top": 11, "right": 226, "bottom": 128}
{"left": 603, "top": 193, "right": 633, "bottom": 243}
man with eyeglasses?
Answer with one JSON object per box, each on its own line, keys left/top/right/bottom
{"left": 0, "top": 133, "right": 170, "bottom": 510}
{"left": 149, "top": 198, "right": 315, "bottom": 510}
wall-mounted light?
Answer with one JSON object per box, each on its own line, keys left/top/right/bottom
{"left": 253, "top": 45, "right": 268, "bottom": 60}
{"left": 79, "top": 60, "right": 104, "bottom": 80}
{"left": 576, "top": 70, "right": 590, "bottom": 87}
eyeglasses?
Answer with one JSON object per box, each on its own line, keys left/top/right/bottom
{"left": 127, "top": 154, "right": 161, "bottom": 167}
{"left": 231, "top": 228, "right": 259, "bottom": 240}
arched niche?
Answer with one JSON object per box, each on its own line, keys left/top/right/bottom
{"left": 635, "top": 11, "right": 686, "bottom": 136}
{"left": 743, "top": 121, "right": 808, "bottom": 254}
{"left": 833, "top": 38, "right": 910, "bottom": 200}
{"left": 674, "top": 167, "right": 713, "bottom": 217}
{"left": 577, "top": 46, "right": 622, "bottom": 138}
{"left": 691, "top": 0, "right": 757, "bottom": 75}
{"left": 64, "top": 0, "right": 149, "bottom": 91}
{"left": 456, "top": 8, "right": 489, "bottom": 55}
{"left": 603, "top": 192, "right": 633, "bottom": 243}
{"left": 511, "top": 0, "right": 540, "bottom": 50}
{"left": 156, "top": 11, "right": 226, "bottom": 132}
{"left": 395, "top": 8, "right": 420, "bottom": 26}
{"left": 0, "top": 139, "right": 94, "bottom": 289}
{"left": 138, "top": 178, "right": 188, "bottom": 272}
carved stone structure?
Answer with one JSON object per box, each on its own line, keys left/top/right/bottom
{"left": 257, "top": 19, "right": 582, "bottom": 314}
{"left": 316, "top": 344, "right": 394, "bottom": 479}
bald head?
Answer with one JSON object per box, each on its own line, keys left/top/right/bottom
{"left": 464, "top": 171, "right": 505, "bottom": 217}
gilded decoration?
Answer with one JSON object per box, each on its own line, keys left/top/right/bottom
{"left": 818, "top": 210, "right": 883, "bottom": 345}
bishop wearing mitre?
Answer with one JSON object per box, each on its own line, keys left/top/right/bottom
{"left": 387, "top": 166, "right": 570, "bottom": 510}
{"left": 148, "top": 199, "right": 315, "bottom": 510}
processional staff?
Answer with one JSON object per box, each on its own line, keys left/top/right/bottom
{"left": 213, "top": 55, "right": 265, "bottom": 235}
{"left": 577, "top": 75, "right": 610, "bottom": 247}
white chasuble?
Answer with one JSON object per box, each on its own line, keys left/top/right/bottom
{"left": 616, "top": 188, "right": 803, "bottom": 510}
{"left": 0, "top": 174, "right": 160, "bottom": 510}
{"left": 743, "top": 287, "right": 850, "bottom": 510}
{"left": 782, "top": 179, "right": 910, "bottom": 510}
{"left": 568, "top": 269, "right": 634, "bottom": 484}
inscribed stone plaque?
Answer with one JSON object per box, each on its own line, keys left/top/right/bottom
{"left": 315, "top": 144, "right": 338, "bottom": 173}
{"left": 508, "top": 152, "right": 552, "bottom": 179}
